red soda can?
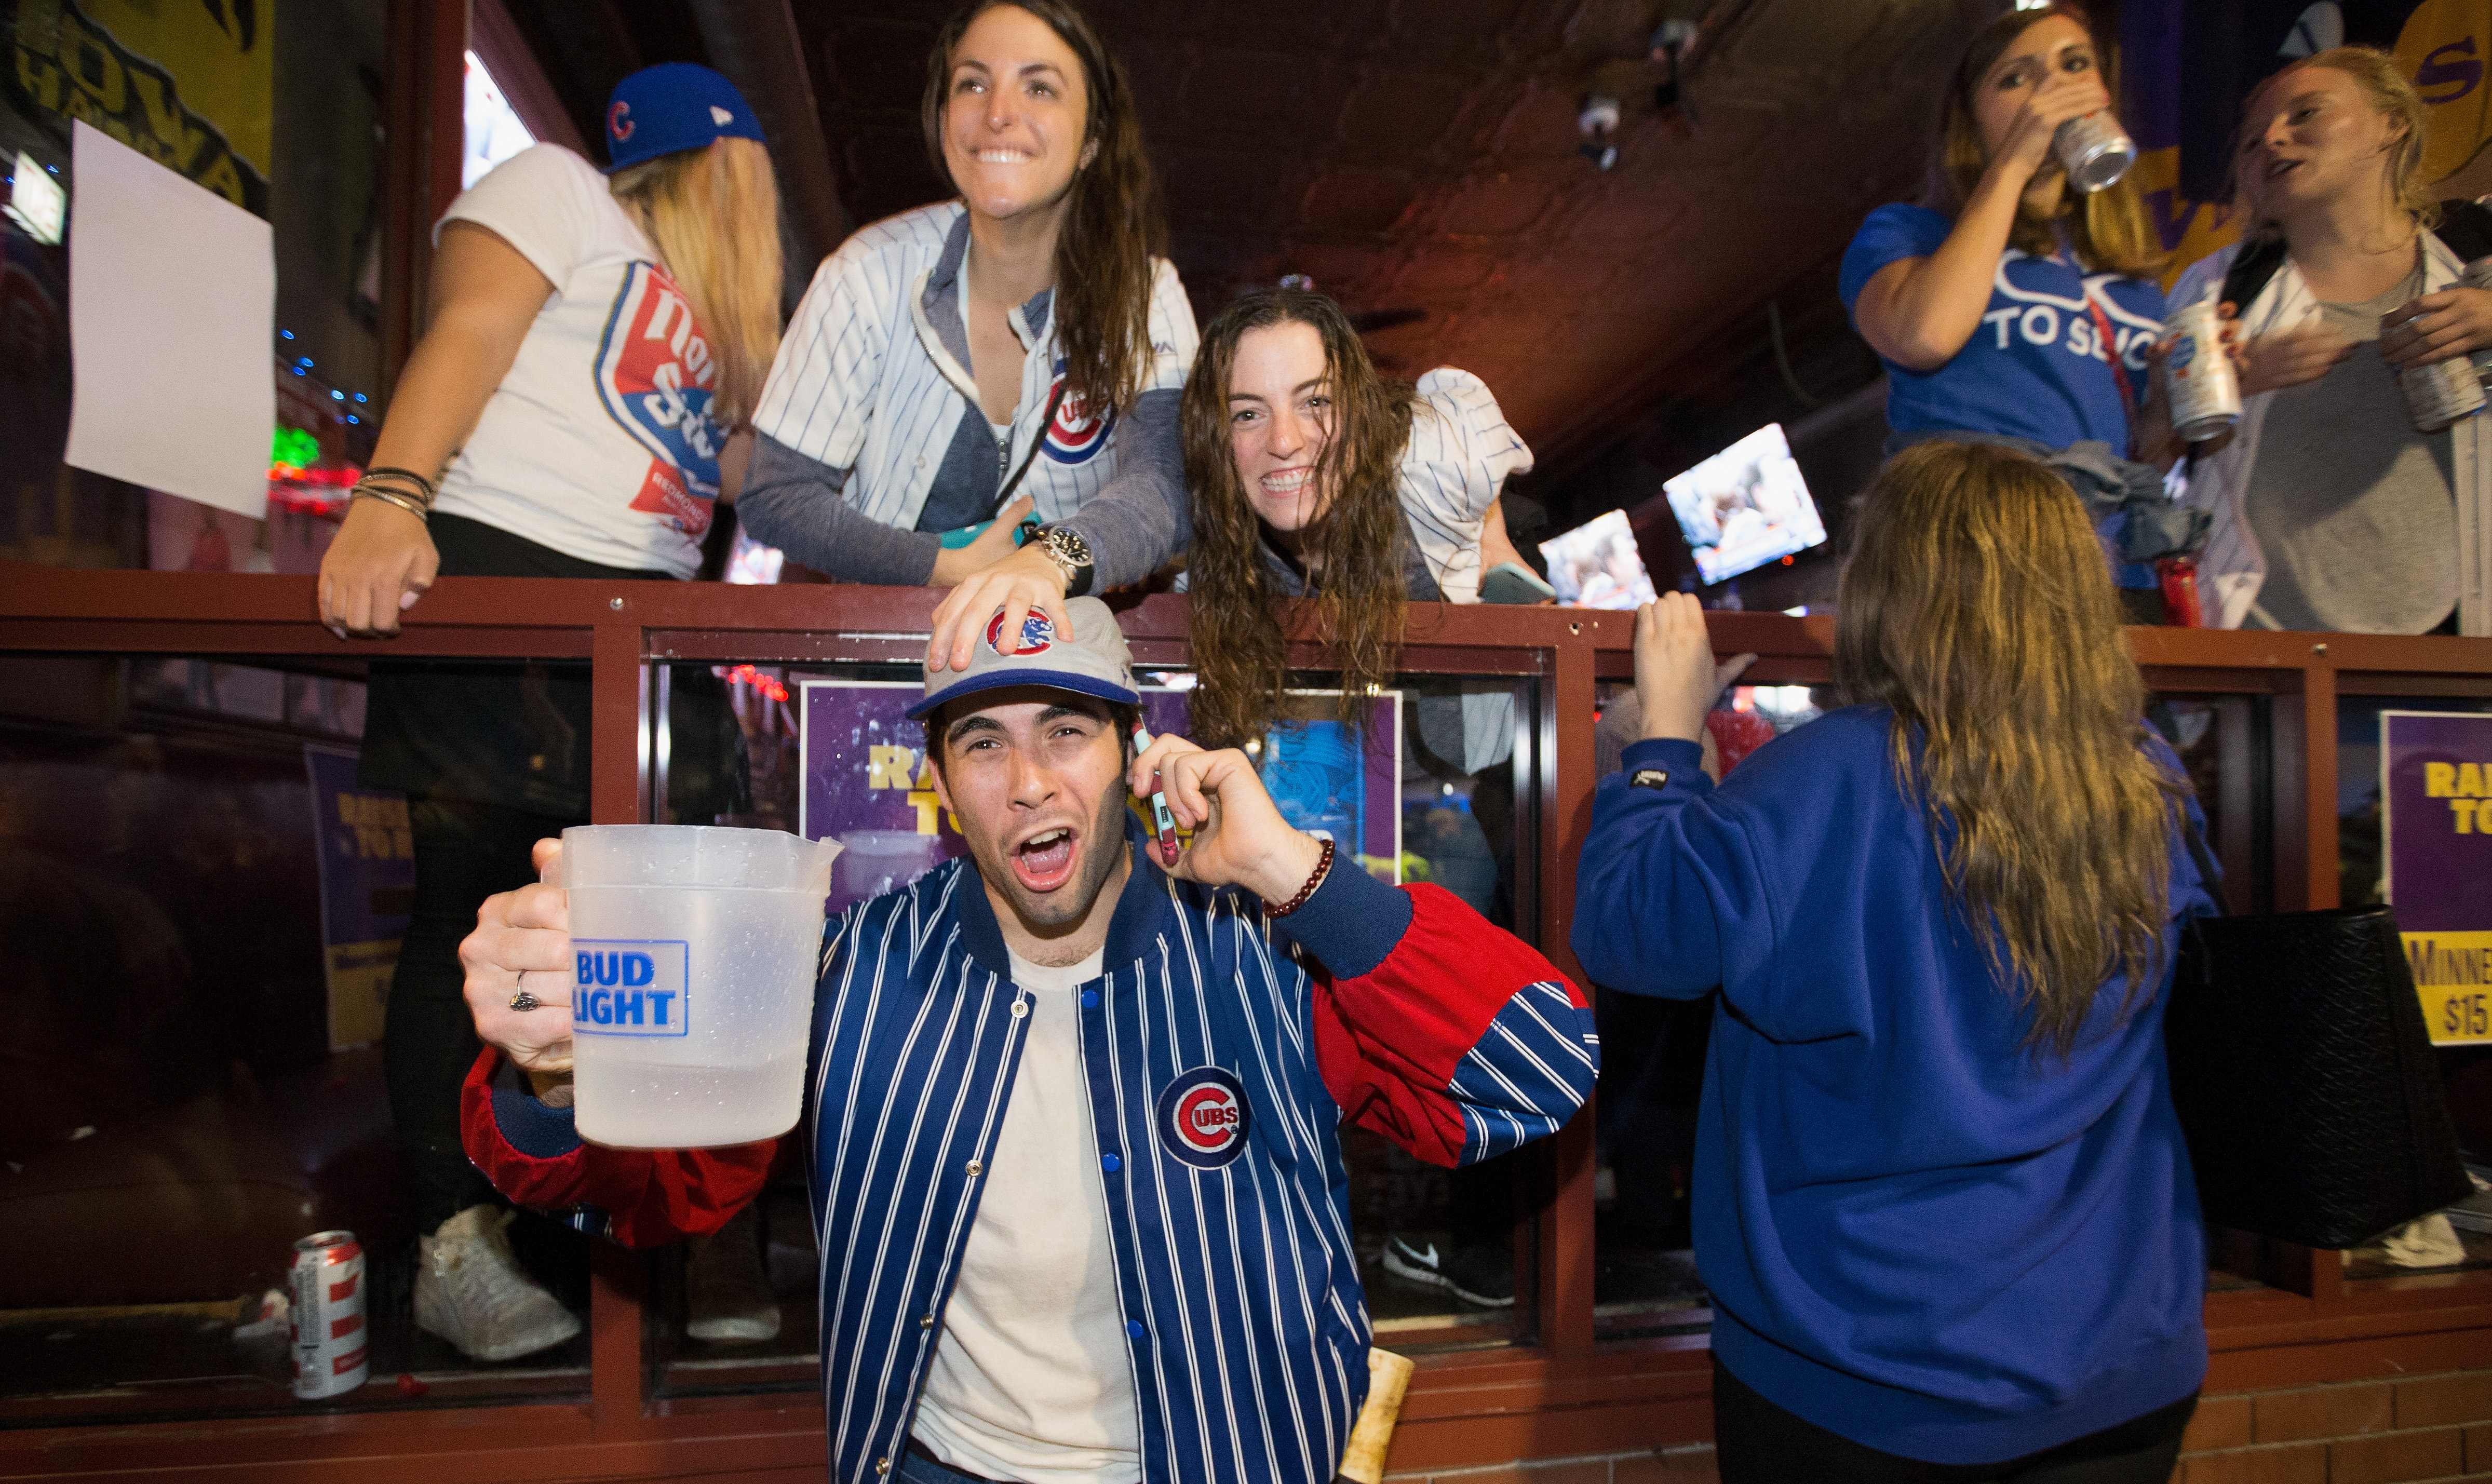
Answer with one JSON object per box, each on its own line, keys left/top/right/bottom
{"left": 2158, "top": 556, "right": 2205, "bottom": 628}
{"left": 289, "top": 1230, "right": 369, "bottom": 1400}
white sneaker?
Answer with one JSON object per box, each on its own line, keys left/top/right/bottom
{"left": 685, "top": 1204, "right": 781, "bottom": 1343}
{"left": 414, "top": 1205, "right": 582, "bottom": 1362}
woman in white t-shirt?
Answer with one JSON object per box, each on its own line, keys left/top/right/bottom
{"left": 313, "top": 64, "right": 783, "bottom": 1365}
{"left": 744, "top": 0, "right": 1198, "bottom": 674}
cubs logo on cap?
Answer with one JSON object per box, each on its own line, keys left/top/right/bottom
{"left": 608, "top": 102, "right": 635, "bottom": 141}
{"left": 1156, "top": 1067, "right": 1249, "bottom": 1170}
{"left": 909, "top": 596, "right": 1140, "bottom": 720}
{"left": 985, "top": 608, "right": 1056, "bottom": 657}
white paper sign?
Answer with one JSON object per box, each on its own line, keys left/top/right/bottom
{"left": 63, "top": 119, "right": 275, "bottom": 519}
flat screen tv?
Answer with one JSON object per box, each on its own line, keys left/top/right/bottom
{"left": 1662, "top": 423, "right": 1826, "bottom": 586}
{"left": 1538, "top": 508, "right": 1658, "bottom": 610}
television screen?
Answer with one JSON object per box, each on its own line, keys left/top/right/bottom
{"left": 1662, "top": 423, "right": 1826, "bottom": 585}
{"left": 1538, "top": 508, "right": 1658, "bottom": 611}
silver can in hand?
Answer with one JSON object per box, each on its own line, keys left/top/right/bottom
{"left": 2055, "top": 112, "right": 2136, "bottom": 193}
{"left": 2461, "top": 257, "right": 2492, "bottom": 388}
{"left": 2383, "top": 298, "right": 2487, "bottom": 431}
{"left": 2163, "top": 299, "right": 2241, "bottom": 442}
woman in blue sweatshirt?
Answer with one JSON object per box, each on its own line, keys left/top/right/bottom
{"left": 1575, "top": 440, "right": 2218, "bottom": 1482}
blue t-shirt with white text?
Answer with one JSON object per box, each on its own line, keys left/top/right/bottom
{"left": 1840, "top": 203, "right": 2165, "bottom": 451}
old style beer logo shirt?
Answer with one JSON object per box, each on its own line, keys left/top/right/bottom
{"left": 427, "top": 143, "right": 726, "bottom": 578}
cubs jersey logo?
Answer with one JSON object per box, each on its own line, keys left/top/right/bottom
{"left": 984, "top": 608, "right": 1056, "bottom": 656}
{"left": 608, "top": 101, "right": 634, "bottom": 142}
{"left": 1155, "top": 1067, "right": 1249, "bottom": 1170}
{"left": 594, "top": 261, "right": 724, "bottom": 536}
{"left": 1039, "top": 356, "right": 1115, "bottom": 465}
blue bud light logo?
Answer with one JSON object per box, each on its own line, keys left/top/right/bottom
{"left": 2168, "top": 334, "right": 2198, "bottom": 373}
{"left": 572, "top": 939, "right": 690, "bottom": 1037}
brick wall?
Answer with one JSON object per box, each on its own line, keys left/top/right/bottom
{"left": 1381, "top": 1367, "right": 2492, "bottom": 1484}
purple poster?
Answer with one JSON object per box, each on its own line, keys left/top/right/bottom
{"left": 799, "top": 681, "right": 1402, "bottom": 918}
{"left": 2382, "top": 711, "right": 2492, "bottom": 1045}
{"left": 304, "top": 744, "right": 415, "bottom": 1050}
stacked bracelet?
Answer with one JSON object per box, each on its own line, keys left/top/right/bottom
{"left": 1263, "top": 836, "right": 1337, "bottom": 919}
{"left": 349, "top": 464, "right": 438, "bottom": 523}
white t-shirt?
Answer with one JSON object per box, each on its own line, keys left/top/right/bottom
{"left": 910, "top": 946, "right": 1141, "bottom": 1483}
{"left": 430, "top": 143, "right": 729, "bottom": 577}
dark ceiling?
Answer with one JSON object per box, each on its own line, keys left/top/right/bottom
{"left": 509, "top": 0, "right": 2003, "bottom": 551}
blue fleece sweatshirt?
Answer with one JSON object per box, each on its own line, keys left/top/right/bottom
{"left": 1573, "top": 706, "right": 2217, "bottom": 1465}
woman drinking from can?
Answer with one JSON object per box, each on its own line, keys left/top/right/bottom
{"left": 739, "top": 0, "right": 1198, "bottom": 668}
{"left": 1840, "top": 5, "right": 2190, "bottom": 614}
{"left": 2170, "top": 46, "right": 2492, "bottom": 636}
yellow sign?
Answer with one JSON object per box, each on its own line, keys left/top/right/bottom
{"left": 9, "top": 0, "right": 273, "bottom": 213}
{"left": 2405, "top": 930, "right": 2492, "bottom": 1044}
{"left": 2397, "top": 0, "right": 2492, "bottom": 182}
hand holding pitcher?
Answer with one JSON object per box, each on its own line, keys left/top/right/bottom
{"left": 460, "top": 839, "right": 578, "bottom": 1075}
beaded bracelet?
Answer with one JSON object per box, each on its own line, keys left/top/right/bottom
{"left": 1263, "top": 836, "right": 1336, "bottom": 919}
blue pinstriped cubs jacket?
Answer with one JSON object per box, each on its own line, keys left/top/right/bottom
{"left": 466, "top": 823, "right": 1597, "bottom": 1483}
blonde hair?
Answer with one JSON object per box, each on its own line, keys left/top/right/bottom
{"left": 1835, "top": 441, "right": 2187, "bottom": 1057}
{"left": 2235, "top": 47, "right": 2435, "bottom": 239}
{"left": 1928, "top": 4, "right": 2166, "bottom": 278}
{"left": 609, "top": 136, "right": 783, "bottom": 427}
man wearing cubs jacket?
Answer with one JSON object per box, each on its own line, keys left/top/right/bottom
{"left": 455, "top": 596, "right": 1596, "bottom": 1484}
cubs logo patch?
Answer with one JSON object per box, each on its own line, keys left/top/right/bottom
{"left": 1155, "top": 1067, "right": 1249, "bottom": 1170}
{"left": 1040, "top": 357, "right": 1115, "bottom": 465}
{"left": 608, "top": 101, "right": 634, "bottom": 141}
{"left": 984, "top": 608, "right": 1056, "bottom": 656}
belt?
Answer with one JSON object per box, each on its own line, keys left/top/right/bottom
{"left": 905, "top": 1437, "right": 1011, "bottom": 1484}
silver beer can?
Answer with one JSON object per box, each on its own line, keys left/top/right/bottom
{"left": 2461, "top": 257, "right": 2492, "bottom": 388}
{"left": 2163, "top": 299, "right": 2241, "bottom": 442}
{"left": 2384, "top": 300, "right": 2487, "bottom": 432}
{"left": 2055, "top": 112, "right": 2136, "bottom": 194}
{"left": 289, "top": 1229, "right": 369, "bottom": 1400}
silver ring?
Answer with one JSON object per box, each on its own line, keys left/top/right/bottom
{"left": 509, "top": 989, "right": 541, "bottom": 1013}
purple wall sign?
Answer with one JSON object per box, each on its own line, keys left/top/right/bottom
{"left": 799, "top": 681, "right": 1401, "bottom": 918}
{"left": 2382, "top": 711, "right": 2492, "bottom": 1045}
{"left": 304, "top": 744, "right": 415, "bottom": 1050}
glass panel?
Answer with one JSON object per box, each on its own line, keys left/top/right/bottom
{"left": 0, "top": 654, "right": 589, "bottom": 1425}
{"left": 1587, "top": 681, "right": 1825, "bottom": 1341}
{"left": 645, "top": 660, "right": 1543, "bottom": 1395}
{"left": 2, "top": 0, "right": 389, "bottom": 573}
{"left": 2337, "top": 693, "right": 2492, "bottom": 1281}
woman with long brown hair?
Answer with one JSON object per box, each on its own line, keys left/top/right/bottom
{"left": 1841, "top": 5, "right": 2193, "bottom": 611}
{"left": 2172, "top": 47, "right": 2491, "bottom": 635}
{"left": 1177, "top": 286, "right": 1532, "bottom": 750}
{"left": 739, "top": 0, "right": 1199, "bottom": 671}
{"left": 1575, "top": 441, "right": 2219, "bottom": 1481}
{"left": 314, "top": 65, "right": 783, "bottom": 1364}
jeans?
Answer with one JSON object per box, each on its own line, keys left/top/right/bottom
{"left": 1712, "top": 1356, "right": 2196, "bottom": 1484}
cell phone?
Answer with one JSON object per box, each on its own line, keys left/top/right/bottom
{"left": 1478, "top": 561, "right": 1557, "bottom": 605}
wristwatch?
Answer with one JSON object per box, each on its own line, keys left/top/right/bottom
{"left": 1628, "top": 766, "right": 1672, "bottom": 791}
{"left": 1030, "top": 523, "right": 1096, "bottom": 598}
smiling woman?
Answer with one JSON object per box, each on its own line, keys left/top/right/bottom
{"left": 733, "top": 0, "right": 1200, "bottom": 670}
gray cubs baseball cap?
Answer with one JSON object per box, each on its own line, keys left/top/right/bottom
{"left": 908, "top": 597, "right": 1140, "bottom": 720}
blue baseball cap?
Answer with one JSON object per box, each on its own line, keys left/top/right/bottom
{"left": 603, "top": 63, "right": 765, "bottom": 173}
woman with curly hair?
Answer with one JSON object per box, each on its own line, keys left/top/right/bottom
{"left": 1178, "top": 286, "right": 1532, "bottom": 749}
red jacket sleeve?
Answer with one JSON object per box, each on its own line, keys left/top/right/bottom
{"left": 458, "top": 1047, "right": 777, "bottom": 1247}
{"left": 1291, "top": 873, "right": 1598, "bottom": 1167}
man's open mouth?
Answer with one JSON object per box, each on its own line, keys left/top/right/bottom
{"left": 1009, "top": 826, "right": 1078, "bottom": 893}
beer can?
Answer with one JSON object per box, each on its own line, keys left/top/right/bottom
{"left": 2461, "top": 257, "right": 2492, "bottom": 388}
{"left": 2384, "top": 300, "right": 2486, "bottom": 432}
{"left": 2055, "top": 112, "right": 2136, "bottom": 194}
{"left": 2163, "top": 299, "right": 2241, "bottom": 442}
{"left": 289, "top": 1229, "right": 369, "bottom": 1400}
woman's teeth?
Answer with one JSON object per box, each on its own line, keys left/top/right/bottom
{"left": 1261, "top": 469, "right": 1311, "bottom": 493}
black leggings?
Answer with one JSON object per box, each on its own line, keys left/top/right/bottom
{"left": 1712, "top": 1357, "right": 2195, "bottom": 1484}
{"left": 384, "top": 797, "right": 577, "bottom": 1231}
